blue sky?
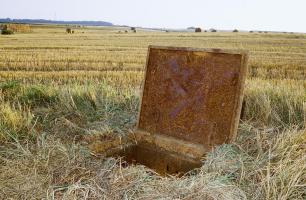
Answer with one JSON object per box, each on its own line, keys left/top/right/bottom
{"left": 1, "top": 0, "right": 305, "bottom": 32}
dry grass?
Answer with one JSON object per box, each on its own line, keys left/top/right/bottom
{"left": 0, "top": 103, "right": 34, "bottom": 142}
{"left": 1, "top": 23, "right": 32, "bottom": 33}
{"left": 244, "top": 79, "right": 305, "bottom": 128}
{"left": 0, "top": 26, "right": 305, "bottom": 79}
{"left": 0, "top": 127, "right": 304, "bottom": 199}
{"left": 0, "top": 25, "right": 305, "bottom": 199}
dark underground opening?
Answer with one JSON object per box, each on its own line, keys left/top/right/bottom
{"left": 111, "top": 142, "right": 202, "bottom": 176}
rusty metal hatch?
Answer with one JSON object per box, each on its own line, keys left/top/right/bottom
{"left": 105, "top": 46, "right": 248, "bottom": 176}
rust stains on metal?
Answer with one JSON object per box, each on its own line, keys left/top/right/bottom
{"left": 138, "top": 46, "right": 248, "bottom": 149}
{"left": 96, "top": 46, "right": 248, "bottom": 176}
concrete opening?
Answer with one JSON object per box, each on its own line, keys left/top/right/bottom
{"left": 113, "top": 142, "right": 202, "bottom": 176}
{"left": 98, "top": 46, "right": 248, "bottom": 176}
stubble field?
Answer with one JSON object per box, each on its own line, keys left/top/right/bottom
{"left": 0, "top": 25, "right": 305, "bottom": 199}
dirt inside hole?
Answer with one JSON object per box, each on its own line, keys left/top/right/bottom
{"left": 110, "top": 142, "right": 202, "bottom": 176}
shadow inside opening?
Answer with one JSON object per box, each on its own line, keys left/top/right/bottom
{"left": 111, "top": 143, "right": 202, "bottom": 176}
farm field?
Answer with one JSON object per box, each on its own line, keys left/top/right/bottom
{"left": 0, "top": 25, "right": 305, "bottom": 199}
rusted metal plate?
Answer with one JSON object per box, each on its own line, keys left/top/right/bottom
{"left": 137, "top": 46, "right": 248, "bottom": 149}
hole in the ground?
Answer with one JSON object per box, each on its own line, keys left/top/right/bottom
{"left": 111, "top": 142, "right": 202, "bottom": 176}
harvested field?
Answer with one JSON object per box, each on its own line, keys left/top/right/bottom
{"left": 0, "top": 25, "right": 305, "bottom": 199}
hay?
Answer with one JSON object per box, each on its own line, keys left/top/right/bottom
{"left": 3, "top": 24, "right": 32, "bottom": 33}
{"left": 0, "top": 128, "right": 304, "bottom": 199}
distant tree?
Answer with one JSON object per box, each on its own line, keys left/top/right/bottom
{"left": 233, "top": 29, "right": 239, "bottom": 32}
{"left": 1, "top": 24, "right": 13, "bottom": 35}
{"left": 249, "top": 30, "right": 253, "bottom": 33}
{"left": 187, "top": 26, "right": 195, "bottom": 29}
{"left": 1, "top": 29, "right": 14, "bottom": 35}
{"left": 195, "top": 27, "right": 202, "bottom": 32}
{"left": 1, "top": 24, "right": 8, "bottom": 31}
{"left": 210, "top": 28, "right": 217, "bottom": 32}
{"left": 131, "top": 27, "right": 136, "bottom": 31}
{"left": 125, "top": 30, "right": 128, "bottom": 33}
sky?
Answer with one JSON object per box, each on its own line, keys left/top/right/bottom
{"left": 1, "top": 0, "right": 306, "bottom": 32}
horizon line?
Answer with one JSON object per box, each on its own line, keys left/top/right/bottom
{"left": 1, "top": 17, "right": 305, "bottom": 34}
